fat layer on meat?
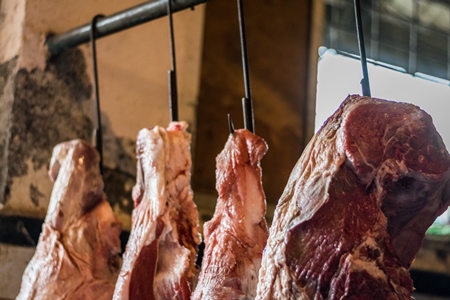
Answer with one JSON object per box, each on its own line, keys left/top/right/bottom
{"left": 256, "top": 95, "right": 450, "bottom": 299}
{"left": 17, "top": 139, "right": 122, "bottom": 300}
{"left": 113, "top": 121, "right": 200, "bottom": 300}
{"left": 192, "top": 129, "right": 269, "bottom": 300}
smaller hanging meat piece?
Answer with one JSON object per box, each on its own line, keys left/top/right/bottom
{"left": 113, "top": 121, "right": 201, "bottom": 300}
{"left": 17, "top": 140, "right": 122, "bottom": 300}
{"left": 192, "top": 129, "right": 268, "bottom": 300}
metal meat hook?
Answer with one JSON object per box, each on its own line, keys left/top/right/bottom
{"left": 354, "top": 0, "right": 371, "bottom": 97}
{"left": 237, "top": 0, "right": 254, "bottom": 133}
{"left": 167, "top": 0, "right": 179, "bottom": 122}
{"left": 90, "top": 14, "right": 105, "bottom": 175}
{"left": 228, "top": 114, "right": 235, "bottom": 135}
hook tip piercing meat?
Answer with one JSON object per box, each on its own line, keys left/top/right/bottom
{"left": 193, "top": 129, "right": 268, "bottom": 300}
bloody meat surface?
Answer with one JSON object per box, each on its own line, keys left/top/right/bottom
{"left": 192, "top": 129, "right": 269, "bottom": 300}
{"left": 113, "top": 122, "right": 200, "bottom": 300}
{"left": 256, "top": 95, "right": 450, "bottom": 300}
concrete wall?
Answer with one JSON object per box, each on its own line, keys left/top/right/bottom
{"left": 0, "top": 0, "right": 25, "bottom": 64}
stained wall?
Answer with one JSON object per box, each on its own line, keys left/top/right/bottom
{"left": 0, "top": 0, "right": 206, "bottom": 230}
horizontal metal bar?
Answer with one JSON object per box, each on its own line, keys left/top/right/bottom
{"left": 46, "top": 0, "right": 209, "bottom": 54}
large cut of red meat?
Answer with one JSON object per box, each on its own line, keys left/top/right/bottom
{"left": 256, "top": 95, "right": 450, "bottom": 299}
{"left": 17, "top": 139, "right": 122, "bottom": 300}
{"left": 113, "top": 121, "right": 201, "bottom": 300}
{"left": 192, "top": 129, "right": 269, "bottom": 300}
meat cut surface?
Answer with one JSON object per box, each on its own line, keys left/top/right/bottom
{"left": 17, "top": 139, "right": 122, "bottom": 300}
{"left": 256, "top": 95, "right": 450, "bottom": 299}
{"left": 113, "top": 121, "right": 201, "bottom": 300}
{"left": 192, "top": 129, "right": 269, "bottom": 300}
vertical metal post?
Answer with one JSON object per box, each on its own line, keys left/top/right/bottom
{"left": 330, "top": 0, "right": 340, "bottom": 49}
{"left": 409, "top": 0, "right": 418, "bottom": 75}
{"left": 371, "top": 0, "right": 379, "bottom": 61}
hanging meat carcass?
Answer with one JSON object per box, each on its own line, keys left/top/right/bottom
{"left": 17, "top": 139, "right": 122, "bottom": 300}
{"left": 113, "top": 121, "right": 201, "bottom": 300}
{"left": 256, "top": 95, "right": 450, "bottom": 299}
{"left": 192, "top": 128, "right": 269, "bottom": 300}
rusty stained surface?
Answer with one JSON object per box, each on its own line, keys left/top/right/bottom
{"left": 0, "top": 57, "right": 18, "bottom": 208}
{"left": 1, "top": 49, "right": 136, "bottom": 227}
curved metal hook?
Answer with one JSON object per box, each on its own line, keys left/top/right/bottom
{"left": 228, "top": 114, "right": 235, "bottom": 135}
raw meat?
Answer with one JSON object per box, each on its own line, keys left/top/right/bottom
{"left": 256, "top": 95, "right": 450, "bottom": 299}
{"left": 17, "top": 139, "right": 122, "bottom": 300}
{"left": 192, "top": 129, "right": 269, "bottom": 300}
{"left": 113, "top": 121, "right": 201, "bottom": 300}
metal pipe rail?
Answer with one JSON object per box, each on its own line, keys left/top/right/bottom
{"left": 46, "top": 0, "right": 209, "bottom": 54}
